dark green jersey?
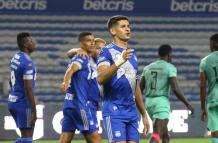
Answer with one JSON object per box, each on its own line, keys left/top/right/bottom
{"left": 200, "top": 51, "right": 218, "bottom": 106}
{"left": 141, "top": 60, "right": 177, "bottom": 98}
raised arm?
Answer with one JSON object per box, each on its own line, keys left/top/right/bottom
{"left": 170, "top": 77, "right": 194, "bottom": 115}
{"left": 97, "top": 49, "right": 134, "bottom": 85}
{"left": 66, "top": 48, "right": 88, "bottom": 59}
{"left": 200, "top": 72, "right": 207, "bottom": 121}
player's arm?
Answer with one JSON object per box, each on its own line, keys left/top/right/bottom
{"left": 97, "top": 49, "right": 134, "bottom": 85}
{"left": 60, "top": 63, "right": 80, "bottom": 92}
{"left": 66, "top": 48, "right": 88, "bottom": 59}
{"left": 135, "top": 83, "right": 150, "bottom": 135}
{"left": 200, "top": 72, "right": 207, "bottom": 121}
{"left": 140, "top": 75, "right": 146, "bottom": 93}
{"left": 23, "top": 63, "right": 37, "bottom": 126}
{"left": 170, "top": 77, "right": 194, "bottom": 115}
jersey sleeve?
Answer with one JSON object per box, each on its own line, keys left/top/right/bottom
{"left": 23, "top": 61, "right": 34, "bottom": 80}
{"left": 97, "top": 48, "right": 112, "bottom": 67}
{"left": 199, "top": 59, "right": 206, "bottom": 73}
{"left": 141, "top": 66, "right": 147, "bottom": 77}
{"left": 70, "top": 56, "right": 84, "bottom": 70}
{"left": 168, "top": 64, "right": 177, "bottom": 77}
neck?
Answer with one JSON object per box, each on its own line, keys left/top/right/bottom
{"left": 113, "top": 37, "right": 128, "bottom": 49}
{"left": 160, "top": 57, "right": 168, "bottom": 61}
{"left": 80, "top": 47, "right": 89, "bottom": 54}
{"left": 21, "top": 49, "right": 30, "bottom": 55}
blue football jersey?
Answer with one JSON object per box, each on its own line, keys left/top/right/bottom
{"left": 88, "top": 57, "right": 100, "bottom": 111}
{"left": 97, "top": 43, "right": 138, "bottom": 118}
{"left": 8, "top": 52, "right": 36, "bottom": 108}
{"left": 64, "top": 55, "right": 92, "bottom": 109}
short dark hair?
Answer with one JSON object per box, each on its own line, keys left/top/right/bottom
{"left": 17, "top": 32, "right": 31, "bottom": 50}
{"left": 210, "top": 33, "right": 218, "bottom": 51}
{"left": 107, "top": 15, "right": 129, "bottom": 31}
{"left": 158, "top": 44, "right": 172, "bottom": 57}
{"left": 78, "top": 32, "right": 93, "bottom": 42}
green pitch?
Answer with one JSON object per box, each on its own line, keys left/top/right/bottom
{"left": 0, "top": 138, "right": 210, "bottom": 143}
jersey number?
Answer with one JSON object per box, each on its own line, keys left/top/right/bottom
{"left": 213, "top": 66, "right": 218, "bottom": 83}
{"left": 151, "top": 71, "right": 157, "bottom": 90}
{"left": 11, "top": 71, "right": 16, "bottom": 87}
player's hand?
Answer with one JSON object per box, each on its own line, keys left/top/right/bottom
{"left": 122, "top": 49, "right": 134, "bottom": 61}
{"left": 60, "top": 82, "right": 68, "bottom": 92}
{"left": 201, "top": 109, "right": 207, "bottom": 121}
{"left": 115, "top": 49, "right": 134, "bottom": 67}
{"left": 76, "top": 49, "right": 88, "bottom": 58}
{"left": 187, "top": 104, "right": 194, "bottom": 117}
{"left": 142, "top": 114, "right": 150, "bottom": 137}
{"left": 31, "top": 110, "right": 37, "bottom": 126}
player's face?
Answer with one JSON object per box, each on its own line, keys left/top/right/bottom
{"left": 92, "top": 41, "right": 106, "bottom": 59}
{"left": 24, "top": 36, "right": 37, "bottom": 53}
{"left": 81, "top": 35, "right": 95, "bottom": 54}
{"left": 112, "top": 20, "right": 131, "bottom": 41}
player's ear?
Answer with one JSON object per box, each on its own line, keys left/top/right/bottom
{"left": 110, "top": 27, "right": 116, "bottom": 36}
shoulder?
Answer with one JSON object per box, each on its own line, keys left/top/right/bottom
{"left": 71, "top": 55, "right": 87, "bottom": 63}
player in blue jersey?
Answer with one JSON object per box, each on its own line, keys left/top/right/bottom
{"left": 8, "top": 32, "right": 37, "bottom": 143}
{"left": 97, "top": 15, "right": 150, "bottom": 143}
{"left": 66, "top": 37, "right": 106, "bottom": 141}
{"left": 59, "top": 32, "right": 101, "bottom": 143}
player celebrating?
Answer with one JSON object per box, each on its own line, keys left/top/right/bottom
{"left": 97, "top": 15, "right": 150, "bottom": 143}
{"left": 8, "top": 32, "right": 37, "bottom": 143}
{"left": 140, "top": 44, "right": 194, "bottom": 143}
{"left": 59, "top": 32, "right": 101, "bottom": 143}
{"left": 200, "top": 34, "right": 218, "bottom": 143}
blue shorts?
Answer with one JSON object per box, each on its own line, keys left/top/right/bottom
{"left": 103, "top": 116, "right": 139, "bottom": 143}
{"left": 61, "top": 108, "right": 98, "bottom": 135}
{"left": 8, "top": 107, "right": 34, "bottom": 129}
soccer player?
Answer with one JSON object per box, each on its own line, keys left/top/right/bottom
{"left": 65, "top": 37, "right": 106, "bottom": 140}
{"left": 140, "top": 44, "right": 194, "bottom": 143}
{"left": 200, "top": 34, "right": 218, "bottom": 143}
{"left": 59, "top": 32, "right": 101, "bottom": 143}
{"left": 97, "top": 15, "right": 150, "bottom": 143}
{"left": 8, "top": 32, "right": 37, "bottom": 143}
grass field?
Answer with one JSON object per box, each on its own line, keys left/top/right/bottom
{"left": 0, "top": 138, "right": 211, "bottom": 143}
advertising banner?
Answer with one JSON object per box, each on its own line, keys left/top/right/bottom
{"left": 0, "top": 0, "right": 217, "bottom": 16}
{"left": 0, "top": 102, "right": 208, "bottom": 140}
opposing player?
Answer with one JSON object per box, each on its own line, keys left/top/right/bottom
{"left": 200, "top": 34, "right": 218, "bottom": 143}
{"left": 8, "top": 32, "right": 37, "bottom": 143}
{"left": 97, "top": 15, "right": 150, "bottom": 143}
{"left": 59, "top": 32, "right": 101, "bottom": 143}
{"left": 140, "top": 44, "right": 194, "bottom": 143}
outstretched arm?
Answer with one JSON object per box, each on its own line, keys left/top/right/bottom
{"left": 200, "top": 72, "right": 207, "bottom": 121}
{"left": 66, "top": 48, "right": 88, "bottom": 59}
{"left": 170, "top": 77, "right": 194, "bottom": 115}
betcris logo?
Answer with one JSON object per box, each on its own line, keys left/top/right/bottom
{"left": 83, "top": 0, "right": 134, "bottom": 11}
{"left": 171, "top": 0, "right": 218, "bottom": 12}
{"left": 0, "top": 0, "right": 47, "bottom": 11}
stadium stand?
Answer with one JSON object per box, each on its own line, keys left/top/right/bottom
{"left": 0, "top": 14, "right": 214, "bottom": 102}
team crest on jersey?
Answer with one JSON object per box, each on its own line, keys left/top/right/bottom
{"left": 28, "top": 63, "right": 32, "bottom": 67}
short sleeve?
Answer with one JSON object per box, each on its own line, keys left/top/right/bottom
{"left": 168, "top": 64, "right": 177, "bottom": 77}
{"left": 97, "top": 48, "right": 112, "bottom": 67}
{"left": 70, "top": 56, "right": 84, "bottom": 70}
{"left": 23, "top": 61, "right": 34, "bottom": 80}
{"left": 199, "top": 59, "right": 206, "bottom": 73}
